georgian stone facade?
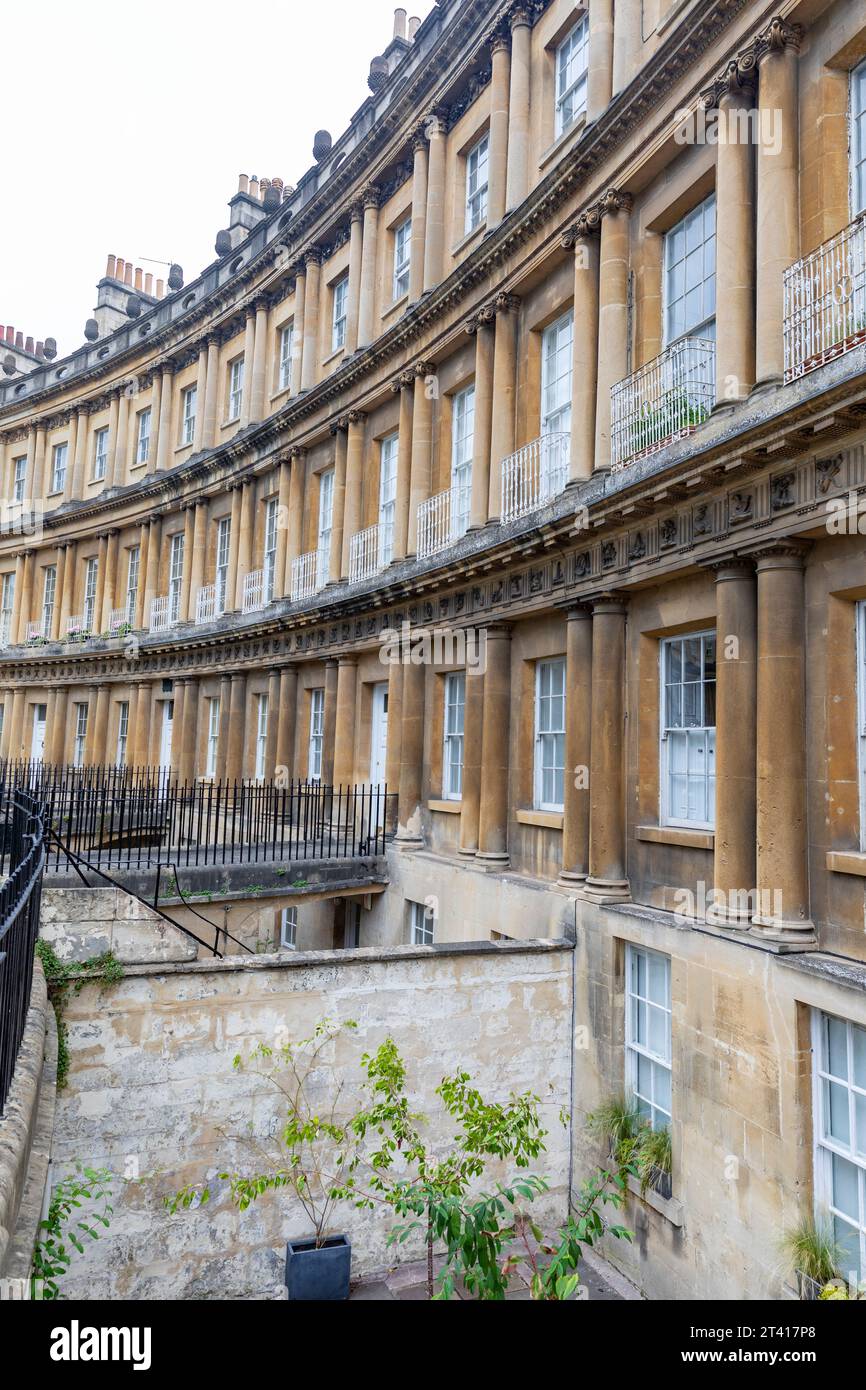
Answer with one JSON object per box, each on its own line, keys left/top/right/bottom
{"left": 4, "top": 0, "right": 866, "bottom": 1297}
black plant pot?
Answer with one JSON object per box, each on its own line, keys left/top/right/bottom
{"left": 285, "top": 1234, "right": 352, "bottom": 1301}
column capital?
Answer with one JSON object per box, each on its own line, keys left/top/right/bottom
{"left": 390, "top": 370, "right": 416, "bottom": 393}
{"left": 745, "top": 539, "right": 811, "bottom": 571}
{"left": 337, "top": 653, "right": 359, "bottom": 667}
{"left": 410, "top": 122, "right": 429, "bottom": 152}
{"left": 755, "top": 16, "right": 803, "bottom": 60}
{"left": 304, "top": 246, "right": 323, "bottom": 267}
{"left": 360, "top": 183, "right": 381, "bottom": 210}
{"left": 557, "top": 601, "right": 593, "bottom": 621}
{"left": 487, "top": 24, "right": 511, "bottom": 56}
{"left": 423, "top": 112, "right": 447, "bottom": 139}
{"left": 346, "top": 409, "right": 367, "bottom": 426}
{"left": 585, "top": 590, "right": 629, "bottom": 614}
{"left": 289, "top": 443, "right": 307, "bottom": 458}
{"left": 413, "top": 359, "right": 436, "bottom": 378}
{"left": 700, "top": 553, "right": 756, "bottom": 580}
{"left": 564, "top": 188, "right": 633, "bottom": 247}
{"left": 701, "top": 55, "right": 758, "bottom": 111}
{"left": 508, "top": 4, "right": 533, "bottom": 31}
{"left": 349, "top": 201, "right": 364, "bottom": 224}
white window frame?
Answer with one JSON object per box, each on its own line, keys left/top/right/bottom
{"left": 410, "top": 900, "right": 435, "bottom": 946}
{"left": 332, "top": 274, "right": 349, "bottom": 353}
{"left": 82, "top": 557, "right": 98, "bottom": 630}
{"left": 182, "top": 385, "right": 197, "bottom": 446}
{"left": 858, "top": 602, "right": 866, "bottom": 852}
{"left": 93, "top": 427, "right": 109, "bottom": 482}
{"left": 664, "top": 194, "right": 717, "bottom": 347}
{"left": 125, "top": 546, "right": 140, "bottom": 623}
{"left": 116, "top": 701, "right": 129, "bottom": 767}
{"left": 554, "top": 17, "right": 589, "bottom": 138}
{"left": 308, "top": 688, "right": 325, "bottom": 781}
{"left": 228, "top": 358, "right": 244, "bottom": 421}
{"left": 443, "top": 671, "right": 466, "bottom": 801}
{"left": 317, "top": 469, "right": 334, "bottom": 585}
{"left": 534, "top": 657, "right": 566, "bottom": 812}
{"left": 41, "top": 565, "right": 56, "bottom": 637}
{"left": 393, "top": 217, "right": 412, "bottom": 300}
{"left": 541, "top": 310, "right": 574, "bottom": 437}
{"left": 263, "top": 497, "right": 278, "bottom": 602}
{"left": 278, "top": 323, "right": 294, "bottom": 392}
{"left": 625, "top": 943, "right": 672, "bottom": 1133}
{"left": 255, "top": 693, "right": 269, "bottom": 781}
{"left": 73, "top": 703, "right": 88, "bottom": 768}
{"left": 12, "top": 456, "right": 27, "bottom": 503}
{"left": 812, "top": 1009, "right": 866, "bottom": 1283}
{"left": 280, "top": 906, "right": 298, "bottom": 951}
{"left": 378, "top": 433, "right": 398, "bottom": 567}
{"left": 206, "top": 697, "right": 220, "bottom": 778}
{"left": 450, "top": 385, "right": 475, "bottom": 540}
{"left": 215, "top": 517, "right": 231, "bottom": 615}
{"left": 0, "top": 572, "right": 15, "bottom": 645}
{"left": 660, "top": 631, "right": 716, "bottom": 831}
{"left": 135, "top": 408, "right": 151, "bottom": 465}
{"left": 50, "top": 442, "right": 67, "bottom": 494}
{"left": 465, "top": 134, "right": 489, "bottom": 233}
{"left": 852, "top": 59, "right": 866, "bottom": 218}
{"left": 168, "top": 532, "right": 184, "bottom": 623}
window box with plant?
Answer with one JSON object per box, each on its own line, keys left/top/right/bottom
{"left": 588, "top": 1096, "right": 673, "bottom": 1202}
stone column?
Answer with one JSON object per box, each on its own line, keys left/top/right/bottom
{"left": 488, "top": 293, "right": 519, "bottom": 521}
{"left": 291, "top": 265, "right": 306, "bottom": 394}
{"left": 488, "top": 32, "right": 511, "bottom": 227}
{"left": 287, "top": 448, "right": 306, "bottom": 588}
{"left": 384, "top": 658, "right": 403, "bottom": 832}
{"left": 706, "top": 84, "right": 757, "bottom": 401}
{"left": 266, "top": 669, "right": 281, "bottom": 777}
{"left": 329, "top": 424, "right": 348, "bottom": 585}
{"left": 422, "top": 118, "right": 447, "bottom": 292}
{"left": 226, "top": 673, "right": 248, "bottom": 782}
{"left": 133, "top": 683, "right": 152, "bottom": 768}
{"left": 612, "top": 0, "right": 640, "bottom": 96}
{"left": 134, "top": 524, "right": 149, "bottom": 630}
{"left": 249, "top": 296, "right": 269, "bottom": 423}
{"left": 582, "top": 595, "right": 630, "bottom": 903}
{"left": 587, "top": 0, "right": 614, "bottom": 122}
{"left": 156, "top": 362, "right": 174, "bottom": 470}
{"left": 180, "top": 678, "right": 200, "bottom": 783}
{"left": 751, "top": 542, "right": 815, "bottom": 942}
{"left": 70, "top": 407, "right": 88, "bottom": 498}
{"left": 50, "top": 544, "right": 67, "bottom": 642}
{"left": 397, "top": 655, "right": 425, "bottom": 841}
{"left": 564, "top": 218, "right": 600, "bottom": 483}
{"left": 100, "top": 530, "right": 120, "bottom": 632}
{"left": 468, "top": 310, "right": 495, "bottom": 529}
{"left": 333, "top": 656, "right": 358, "bottom": 786}
{"left": 146, "top": 376, "right": 161, "bottom": 476}
{"left": 143, "top": 516, "right": 162, "bottom": 630}
{"left": 10, "top": 552, "right": 25, "bottom": 644}
{"left": 392, "top": 374, "right": 414, "bottom": 561}
{"left": 113, "top": 388, "right": 129, "bottom": 484}
{"left": 341, "top": 412, "right": 366, "bottom": 579}
{"left": 345, "top": 205, "right": 364, "bottom": 354}
{"left": 32, "top": 425, "right": 47, "bottom": 498}
{"left": 234, "top": 480, "right": 255, "bottom": 610}
{"left": 560, "top": 607, "right": 592, "bottom": 884}
{"left": 708, "top": 558, "right": 757, "bottom": 926}
{"left": 179, "top": 505, "right": 195, "bottom": 621}
{"left": 239, "top": 308, "right": 256, "bottom": 428}
{"left": 49, "top": 686, "right": 68, "bottom": 765}
{"left": 755, "top": 23, "right": 801, "bottom": 387}
{"left": 408, "top": 128, "right": 428, "bottom": 305}
{"left": 93, "top": 686, "right": 110, "bottom": 766}
{"left": 58, "top": 542, "right": 75, "bottom": 638}
{"left": 300, "top": 250, "right": 321, "bottom": 391}
{"left": 217, "top": 674, "right": 232, "bottom": 780}
{"left": 170, "top": 682, "right": 186, "bottom": 780}
{"left": 191, "top": 344, "right": 208, "bottom": 453}
{"left": 594, "top": 192, "right": 632, "bottom": 472}
{"left": 226, "top": 484, "right": 243, "bottom": 612}
{"left": 407, "top": 363, "right": 434, "bottom": 557}
{"left": 83, "top": 684, "right": 100, "bottom": 765}
{"left": 93, "top": 534, "right": 109, "bottom": 635}
{"left": 202, "top": 336, "right": 221, "bottom": 449}
{"left": 15, "top": 552, "right": 34, "bottom": 644}
{"left": 276, "top": 666, "right": 298, "bottom": 779}
{"left": 8, "top": 688, "right": 25, "bottom": 761}
{"left": 275, "top": 456, "right": 292, "bottom": 597}
{"left": 322, "top": 659, "right": 339, "bottom": 786}
{"left": 459, "top": 654, "right": 485, "bottom": 856}
{"left": 189, "top": 500, "right": 208, "bottom": 616}
{"left": 103, "top": 395, "right": 119, "bottom": 488}
{"left": 477, "top": 626, "right": 512, "bottom": 865}
{"left": 125, "top": 685, "right": 138, "bottom": 769}
{"left": 505, "top": 9, "right": 531, "bottom": 212}
{"left": 357, "top": 187, "right": 380, "bottom": 349}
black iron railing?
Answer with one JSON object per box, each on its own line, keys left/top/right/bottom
{"left": 0, "top": 788, "right": 47, "bottom": 1115}
{"left": 0, "top": 762, "right": 395, "bottom": 875}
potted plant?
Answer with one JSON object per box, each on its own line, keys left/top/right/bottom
{"left": 587, "top": 1095, "right": 672, "bottom": 1200}
{"left": 781, "top": 1217, "right": 846, "bottom": 1300}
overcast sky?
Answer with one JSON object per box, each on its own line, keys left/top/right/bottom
{"left": 1, "top": 0, "right": 435, "bottom": 358}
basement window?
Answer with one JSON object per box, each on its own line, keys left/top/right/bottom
{"left": 409, "top": 900, "right": 434, "bottom": 946}
{"left": 813, "top": 1010, "right": 866, "bottom": 1282}
{"left": 280, "top": 907, "right": 298, "bottom": 950}
{"left": 625, "top": 943, "right": 672, "bottom": 1132}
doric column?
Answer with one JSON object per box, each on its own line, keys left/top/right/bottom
{"left": 234, "top": 479, "right": 255, "bottom": 610}
{"left": 226, "top": 673, "right": 248, "bottom": 782}
{"left": 189, "top": 499, "right": 208, "bottom": 615}
{"left": 329, "top": 424, "right": 348, "bottom": 585}
{"left": 217, "top": 674, "right": 232, "bottom": 780}
{"left": 49, "top": 686, "right": 68, "bottom": 765}
{"left": 755, "top": 20, "right": 801, "bottom": 387}
{"left": 505, "top": 8, "right": 531, "bottom": 212}
{"left": 560, "top": 607, "right": 592, "bottom": 884}
{"left": 113, "top": 388, "right": 129, "bottom": 484}
{"left": 708, "top": 557, "right": 757, "bottom": 926}
{"left": 275, "top": 456, "right": 292, "bottom": 597}
{"left": 408, "top": 128, "right": 428, "bottom": 305}
{"left": 391, "top": 374, "right": 414, "bottom": 562}
{"left": 265, "top": 669, "right": 281, "bottom": 777}
{"left": 156, "top": 362, "right": 174, "bottom": 469}
{"left": 384, "top": 658, "right": 403, "bottom": 832}
{"left": 322, "top": 659, "right": 339, "bottom": 787}
{"left": 202, "top": 336, "right": 221, "bottom": 449}
{"left": 487, "top": 30, "right": 511, "bottom": 228}
{"left": 357, "top": 187, "right": 380, "bottom": 350}
{"left": 582, "top": 595, "right": 630, "bottom": 904}
{"left": 407, "top": 362, "right": 434, "bottom": 557}
{"left": 300, "top": 250, "right": 321, "bottom": 391}
{"left": 422, "top": 117, "right": 447, "bottom": 292}
{"left": 180, "top": 678, "right": 200, "bottom": 783}
{"left": 468, "top": 309, "right": 495, "bottom": 529}
{"left": 563, "top": 216, "right": 601, "bottom": 482}
{"left": 286, "top": 448, "right": 306, "bottom": 589}
{"left": 594, "top": 191, "right": 632, "bottom": 472}
{"left": 100, "top": 530, "right": 120, "bottom": 632}
{"left": 459, "top": 654, "right": 485, "bottom": 856}
{"left": 345, "top": 205, "right": 364, "bottom": 354}
{"left": 249, "top": 296, "right": 270, "bottom": 423}
{"left": 333, "top": 655, "right": 358, "bottom": 786}
{"left": 239, "top": 307, "right": 256, "bottom": 428}
{"left": 226, "top": 484, "right": 243, "bottom": 611}
{"left": 143, "top": 516, "right": 162, "bottom": 629}
{"left": 276, "top": 666, "right": 298, "bottom": 779}
{"left": 133, "top": 682, "right": 152, "bottom": 768}
{"left": 751, "top": 542, "right": 815, "bottom": 943}
{"left": 477, "top": 626, "right": 512, "bottom": 866}
{"left": 397, "top": 654, "right": 425, "bottom": 840}
{"left": 341, "top": 412, "right": 366, "bottom": 579}
{"left": 587, "top": 0, "right": 614, "bottom": 122}
{"left": 488, "top": 293, "right": 519, "bottom": 521}
{"left": 291, "top": 265, "right": 306, "bottom": 394}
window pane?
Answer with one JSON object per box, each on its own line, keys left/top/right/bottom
{"left": 826, "top": 1079, "right": 852, "bottom": 1146}
{"left": 831, "top": 1152, "right": 860, "bottom": 1221}
{"left": 827, "top": 1016, "right": 849, "bottom": 1079}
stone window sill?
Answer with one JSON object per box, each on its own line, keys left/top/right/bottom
{"left": 626, "top": 1173, "right": 683, "bottom": 1227}
{"left": 637, "top": 824, "right": 714, "bottom": 851}
{"left": 451, "top": 221, "right": 487, "bottom": 258}
{"left": 428, "top": 799, "right": 461, "bottom": 815}
{"left": 826, "top": 850, "right": 866, "bottom": 878}
{"left": 382, "top": 293, "right": 409, "bottom": 324}
{"left": 269, "top": 384, "right": 292, "bottom": 407}
{"left": 322, "top": 346, "right": 345, "bottom": 369}
{"left": 174, "top": 443, "right": 193, "bottom": 456}
{"left": 516, "top": 809, "right": 564, "bottom": 831}
{"left": 538, "top": 116, "right": 587, "bottom": 173}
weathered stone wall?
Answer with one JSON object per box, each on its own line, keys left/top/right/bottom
{"left": 52, "top": 939, "right": 573, "bottom": 1300}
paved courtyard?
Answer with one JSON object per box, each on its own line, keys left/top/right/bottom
{"left": 350, "top": 1247, "right": 641, "bottom": 1301}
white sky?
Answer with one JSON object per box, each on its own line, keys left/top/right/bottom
{"left": 1, "top": 0, "right": 436, "bottom": 357}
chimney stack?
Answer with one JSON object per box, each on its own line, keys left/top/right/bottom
{"left": 408, "top": 14, "right": 420, "bottom": 39}
{"left": 393, "top": 7, "right": 407, "bottom": 40}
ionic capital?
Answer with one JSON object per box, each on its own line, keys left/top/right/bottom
{"left": 361, "top": 183, "right": 381, "bottom": 211}
{"left": 413, "top": 360, "right": 436, "bottom": 379}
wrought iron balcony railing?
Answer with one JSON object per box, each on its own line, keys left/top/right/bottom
{"left": 500, "top": 432, "right": 570, "bottom": 524}
{"left": 784, "top": 212, "right": 866, "bottom": 382}
{"left": 242, "top": 570, "right": 265, "bottom": 614}
{"left": 66, "top": 614, "right": 86, "bottom": 639}
{"left": 149, "top": 596, "right": 171, "bottom": 633}
{"left": 291, "top": 547, "right": 329, "bottom": 603}
{"left": 25, "top": 621, "right": 47, "bottom": 643}
{"left": 610, "top": 335, "right": 716, "bottom": 472}
{"left": 108, "top": 608, "right": 132, "bottom": 635}
{"left": 349, "top": 523, "right": 393, "bottom": 583}
{"left": 0, "top": 615, "right": 12, "bottom": 648}
{"left": 195, "top": 584, "right": 216, "bottom": 625}
{"left": 417, "top": 484, "right": 470, "bottom": 560}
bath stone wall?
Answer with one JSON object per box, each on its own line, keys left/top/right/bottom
{"left": 40, "top": 888, "right": 198, "bottom": 965}
{"left": 52, "top": 938, "right": 574, "bottom": 1300}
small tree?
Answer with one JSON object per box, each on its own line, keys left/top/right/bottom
{"left": 33, "top": 1165, "right": 114, "bottom": 1300}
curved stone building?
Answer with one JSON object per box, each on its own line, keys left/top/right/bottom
{"left": 3, "top": 0, "right": 866, "bottom": 1298}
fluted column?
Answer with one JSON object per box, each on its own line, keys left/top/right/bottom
{"left": 564, "top": 218, "right": 600, "bottom": 482}
{"left": 226, "top": 673, "right": 248, "bottom": 781}
{"left": 407, "top": 363, "right": 434, "bottom": 556}
{"left": 488, "top": 293, "right": 519, "bottom": 521}
{"left": 594, "top": 192, "right": 632, "bottom": 472}
{"left": 156, "top": 362, "right": 174, "bottom": 469}
{"left": 408, "top": 128, "right": 428, "bottom": 305}
{"left": 249, "top": 297, "right": 269, "bottom": 424}
{"left": 345, "top": 206, "right": 364, "bottom": 354}
{"left": 582, "top": 595, "right": 630, "bottom": 904}
{"left": 357, "top": 187, "right": 380, "bottom": 349}
{"left": 560, "top": 607, "right": 592, "bottom": 884}
{"left": 15, "top": 552, "right": 34, "bottom": 644}
{"left": 234, "top": 479, "right": 255, "bottom": 610}
{"left": 505, "top": 9, "right": 531, "bottom": 212}
{"left": 423, "top": 117, "right": 447, "bottom": 291}
{"left": 276, "top": 666, "right": 298, "bottom": 779}
{"left": 391, "top": 375, "right": 414, "bottom": 562}
{"left": 751, "top": 542, "right": 815, "bottom": 942}
{"left": 587, "top": 0, "right": 614, "bottom": 121}
{"left": 755, "top": 23, "right": 801, "bottom": 387}
{"left": 93, "top": 534, "right": 109, "bottom": 634}
{"left": 459, "top": 655, "right": 485, "bottom": 856}
{"left": 384, "top": 658, "right": 403, "bottom": 832}
{"left": 321, "top": 659, "right": 339, "bottom": 787}
{"left": 477, "top": 626, "right": 512, "bottom": 865}
{"left": 10, "top": 552, "right": 25, "bottom": 644}
{"left": 275, "top": 456, "right": 292, "bottom": 597}
{"left": 468, "top": 311, "right": 495, "bottom": 529}
{"left": 239, "top": 308, "right": 256, "bottom": 428}
{"left": 329, "top": 425, "right": 348, "bottom": 585}
{"left": 333, "top": 656, "right": 358, "bottom": 786}
{"left": 487, "top": 32, "right": 511, "bottom": 227}
{"left": 286, "top": 448, "right": 306, "bottom": 591}
{"left": 341, "top": 412, "right": 366, "bottom": 579}
{"left": 397, "top": 655, "right": 425, "bottom": 841}
{"left": 709, "top": 558, "right": 757, "bottom": 926}
{"left": 100, "top": 530, "right": 120, "bottom": 632}
{"left": 300, "top": 250, "right": 322, "bottom": 391}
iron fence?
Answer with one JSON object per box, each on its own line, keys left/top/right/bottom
{"left": 0, "top": 788, "right": 47, "bottom": 1115}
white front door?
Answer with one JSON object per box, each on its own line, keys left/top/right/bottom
{"left": 31, "top": 704, "right": 47, "bottom": 762}
{"left": 370, "top": 683, "right": 388, "bottom": 786}
{"left": 160, "top": 700, "right": 174, "bottom": 768}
